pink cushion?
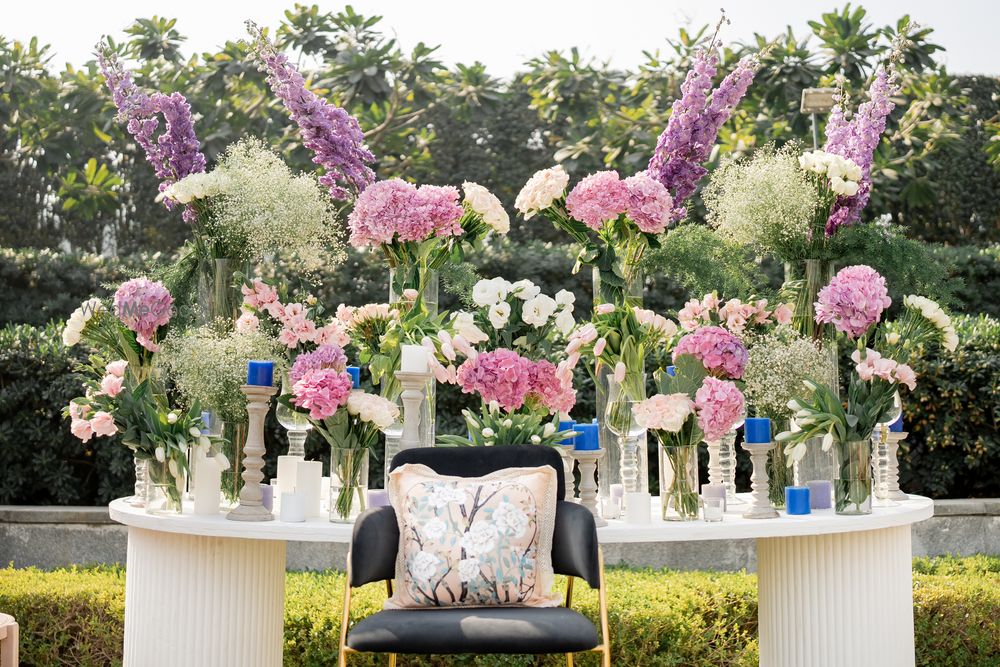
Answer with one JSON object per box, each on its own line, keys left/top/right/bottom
{"left": 386, "top": 462, "right": 560, "bottom": 608}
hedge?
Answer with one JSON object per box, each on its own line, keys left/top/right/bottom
{"left": 0, "top": 557, "right": 997, "bottom": 666}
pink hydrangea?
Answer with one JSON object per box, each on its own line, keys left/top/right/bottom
{"left": 623, "top": 172, "right": 675, "bottom": 234}
{"left": 348, "top": 179, "right": 464, "bottom": 247}
{"left": 694, "top": 377, "right": 745, "bottom": 442}
{"left": 290, "top": 344, "right": 348, "bottom": 384}
{"left": 292, "top": 368, "right": 353, "bottom": 420}
{"left": 565, "top": 171, "right": 629, "bottom": 230}
{"left": 673, "top": 326, "right": 748, "bottom": 379}
{"left": 815, "top": 265, "right": 891, "bottom": 339}
{"left": 113, "top": 278, "right": 173, "bottom": 352}
{"left": 456, "top": 348, "right": 535, "bottom": 412}
{"left": 527, "top": 359, "right": 577, "bottom": 414}
{"left": 416, "top": 184, "right": 463, "bottom": 238}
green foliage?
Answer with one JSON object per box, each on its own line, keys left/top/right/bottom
{"left": 900, "top": 315, "right": 1000, "bottom": 498}
{"left": 1, "top": 559, "right": 997, "bottom": 666}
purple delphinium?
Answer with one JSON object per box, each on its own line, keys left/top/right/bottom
{"left": 97, "top": 44, "right": 206, "bottom": 219}
{"left": 647, "top": 49, "right": 757, "bottom": 220}
{"left": 823, "top": 67, "right": 899, "bottom": 235}
{"left": 247, "top": 22, "right": 375, "bottom": 202}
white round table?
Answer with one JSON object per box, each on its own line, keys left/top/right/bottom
{"left": 597, "top": 494, "right": 934, "bottom": 667}
{"left": 111, "top": 494, "right": 933, "bottom": 667}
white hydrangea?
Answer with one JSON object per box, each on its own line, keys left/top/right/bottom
{"left": 463, "top": 182, "right": 510, "bottom": 234}
{"left": 514, "top": 165, "right": 569, "bottom": 219}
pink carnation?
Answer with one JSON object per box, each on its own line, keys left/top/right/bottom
{"left": 623, "top": 171, "right": 675, "bottom": 234}
{"left": 527, "top": 359, "right": 577, "bottom": 414}
{"left": 290, "top": 344, "right": 348, "bottom": 384}
{"left": 673, "top": 326, "right": 748, "bottom": 379}
{"left": 113, "top": 278, "right": 173, "bottom": 352}
{"left": 456, "top": 348, "right": 535, "bottom": 412}
{"left": 694, "top": 377, "right": 745, "bottom": 442}
{"left": 815, "top": 265, "right": 891, "bottom": 339}
{"left": 291, "top": 368, "right": 353, "bottom": 420}
{"left": 565, "top": 171, "right": 628, "bottom": 230}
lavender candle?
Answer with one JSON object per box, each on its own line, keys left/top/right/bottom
{"left": 807, "top": 480, "right": 833, "bottom": 509}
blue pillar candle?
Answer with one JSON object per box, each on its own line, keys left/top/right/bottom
{"left": 806, "top": 480, "right": 833, "bottom": 509}
{"left": 246, "top": 360, "right": 274, "bottom": 387}
{"left": 575, "top": 422, "right": 600, "bottom": 451}
{"left": 665, "top": 365, "right": 677, "bottom": 377}
{"left": 347, "top": 366, "right": 361, "bottom": 389}
{"left": 200, "top": 410, "right": 212, "bottom": 435}
{"left": 744, "top": 417, "right": 772, "bottom": 444}
{"left": 558, "top": 419, "right": 577, "bottom": 447}
{"left": 889, "top": 414, "right": 903, "bottom": 432}
{"left": 785, "top": 486, "right": 811, "bottom": 515}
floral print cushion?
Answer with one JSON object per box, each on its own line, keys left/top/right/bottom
{"left": 386, "top": 463, "right": 561, "bottom": 608}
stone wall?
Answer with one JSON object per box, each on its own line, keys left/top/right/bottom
{"left": 1, "top": 500, "right": 997, "bottom": 571}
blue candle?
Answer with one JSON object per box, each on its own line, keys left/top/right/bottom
{"left": 889, "top": 414, "right": 903, "bottom": 432}
{"left": 785, "top": 486, "right": 811, "bottom": 515}
{"left": 246, "top": 360, "right": 274, "bottom": 387}
{"left": 200, "top": 410, "right": 212, "bottom": 435}
{"left": 575, "top": 423, "right": 600, "bottom": 451}
{"left": 744, "top": 417, "right": 772, "bottom": 444}
{"left": 558, "top": 419, "right": 576, "bottom": 447}
{"left": 665, "top": 365, "right": 677, "bottom": 377}
{"left": 347, "top": 366, "right": 361, "bottom": 389}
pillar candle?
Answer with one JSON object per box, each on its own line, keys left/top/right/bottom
{"left": 367, "top": 489, "right": 390, "bottom": 508}
{"left": 192, "top": 450, "right": 222, "bottom": 515}
{"left": 276, "top": 455, "right": 303, "bottom": 499}
{"left": 744, "top": 418, "right": 772, "bottom": 444}
{"left": 624, "top": 491, "right": 651, "bottom": 524}
{"left": 279, "top": 492, "right": 306, "bottom": 522}
{"left": 701, "top": 483, "right": 727, "bottom": 512}
{"left": 785, "top": 486, "right": 811, "bottom": 515}
{"left": 261, "top": 483, "right": 274, "bottom": 512}
{"left": 246, "top": 360, "right": 274, "bottom": 387}
{"left": 610, "top": 484, "right": 624, "bottom": 503}
{"left": 557, "top": 419, "right": 576, "bottom": 447}
{"left": 347, "top": 366, "right": 361, "bottom": 389}
{"left": 400, "top": 344, "right": 428, "bottom": 372}
{"left": 806, "top": 480, "right": 833, "bottom": 509}
{"left": 574, "top": 423, "right": 600, "bottom": 450}
{"left": 889, "top": 415, "right": 904, "bottom": 432}
{"left": 296, "top": 460, "right": 324, "bottom": 518}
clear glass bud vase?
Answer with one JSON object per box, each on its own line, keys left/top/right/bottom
{"left": 276, "top": 373, "right": 312, "bottom": 457}
{"left": 603, "top": 372, "right": 648, "bottom": 494}
{"left": 834, "top": 439, "right": 873, "bottom": 515}
{"left": 329, "top": 447, "right": 369, "bottom": 523}
{"left": 198, "top": 257, "right": 246, "bottom": 326}
{"left": 660, "top": 443, "right": 700, "bottom": 521}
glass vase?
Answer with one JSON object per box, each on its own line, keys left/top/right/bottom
{"left": 661, "top": 443, "right": 700, "bottom": 521}
{"left": 389, "top": 265, "right": 439, "bottom": 317}
{"left": 784, "top": 259, "right": 839, "bottom": 394}
{"left": 603, "top": 372, "right": 648, "bottom": 494}
{"left": 834, "top": 439, "right": 873, "bottom": 515}
{"left": 145, "top": 456, "right": 185, "bottom": 515}
{"left": 220, "top": 421, "right": 247, "bottom": 506}
{"left": 129, "top": 455, "right": 148, "bottom": 507}
{"left": 793, "top": 435, "right": 838, "bottom": 487}
{"left": 276, "top": 373, "right": 312, "bottom": 457}
{"left": 591, "top": 263, "right": 644, "bottom": 309}
{"left": 767, "top": 440, "right": 792, "bottom": 509}
{"left": 329, "top": 448, "right": 370, "bottom": 523}
{"left": 198, "top": 257, "right": 246, "bottom": 326}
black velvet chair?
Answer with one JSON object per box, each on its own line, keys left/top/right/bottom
{"left": 338, "top": 445, "right": 610, "bottom": 667}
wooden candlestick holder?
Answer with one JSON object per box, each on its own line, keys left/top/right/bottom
{"left": 227, "top": 384, "right": 277, "bottom": 522}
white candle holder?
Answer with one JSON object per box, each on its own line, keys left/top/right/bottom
{"left": 227, "top": 384, "right": 277, "bottom": 522}
{"left": 741, "top": 440, "right": 779, "bottom": 519}
{"left": 570, "top": 448, "right": 606, "bottom": 527}
{"left": 885, "top": 430, "right": 908, "bottom": 501}
{"left": 559, "top": 444, "right": 577, "bottom": 501}
{"left": 395, "top": 370, "right": 433, "bottom": 450}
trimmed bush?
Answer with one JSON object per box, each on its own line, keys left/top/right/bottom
{"left": 0, "top": 558, "right": 997, "bottom": 666}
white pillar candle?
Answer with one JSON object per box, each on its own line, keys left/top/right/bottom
{"left": 279, "top": 492, "right": 306, "bottom": 522}
{"left": 624, "top": 491, "right": 652, "bottom": 524}
{"left": 296, "top": 460, "right": 324, "bottom": 518}
{"left": 400, "top": 344, "right": 429, "bottom": 373}
{"left": 192, "top": 450, "right": 222, "bottom": 516}
{"left": 276, "top": 455, "right": 303, "bottom": 499}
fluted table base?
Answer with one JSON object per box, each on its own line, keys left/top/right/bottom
{"left": 123, "top": 527, "right": 285, "bottom": 667}
{"left": 757, "top": 525, "right": 914, "bottom": 667}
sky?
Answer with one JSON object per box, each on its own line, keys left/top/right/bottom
{"left": 2, "top": 0, "right": 999, "bottom": 76}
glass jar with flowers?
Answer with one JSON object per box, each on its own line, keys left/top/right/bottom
{"left": 633, "top": 392, "right": 702, "bottom": 521}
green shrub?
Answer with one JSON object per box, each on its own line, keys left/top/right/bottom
{"left": 901, "top": 314, "right": 1000, "bottom": 498}
{"left": 1, "top": 559, "right": 997, "bottom": 666}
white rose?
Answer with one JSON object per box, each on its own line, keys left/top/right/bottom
{"left": 459, "top": 557, "right": 481, "bottom": 582}
{"left": 461, "top": 521, "right": 499, "bottom": 556}
{"left": 554, "top": 308, "right": 575, "bottom": 336}
{"left": 410, "top": 551, "right": 441, "bottom": 583}
{"left": 463, "top": 182, "right": 510, "bottom": 234}
{"left": 554, "top": 289, "right": 575, "bottom": 307}
{"left": 422, "top": 517, "right": 448, "bottom": 542}
{"left": 514, "top": 165, "right": 569, "bottom": 218}
{"left": 510, "top": 279, "right": 540, "bottom": 301}
{"left": 522, "top": 294, "right": 557, "bottom": 327}
{"left": 826, "top": 156, "right": 846, "bottom": 179}
{"left": 488, "top": 302, "right": 511, "bottom": 329}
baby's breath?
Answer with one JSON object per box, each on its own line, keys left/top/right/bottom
{"left": 742, "top": 326, "right": 833, "bottom": 423}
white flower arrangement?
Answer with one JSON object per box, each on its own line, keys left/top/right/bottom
{"left": 798, "top": 150, "right": 861, "bottom": 197}
{"left": 514, "top": 165, "right": 569, "bottom": 219}
{"left": 742, "top": 327, "right": 835, "bottom": 423}
{"left": 62, "top": 298, "right": 105, "bottom": 346}
{"left": 903, "top": 295, "right": 959, "bottom": 352}
{"left": 464, "top": 277, "right": 575, "bottom": 357}
{"left": 462, "top": 182, "right": 510, "bottom": 234}
{"left": 346, "top": 392, "right": 400, "bottom": 430}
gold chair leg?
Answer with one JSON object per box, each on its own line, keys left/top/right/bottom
{"left": 388, "top": 654, "right": 397, "bottom": 667}
{"left": 566, "top": 652, "right": 574, "bottom": 666}
{"left": 339, "top": 554, "right": 353, "bottom": 667}
{"left": 598, "top": 548, "right": 611, "bottom": 667}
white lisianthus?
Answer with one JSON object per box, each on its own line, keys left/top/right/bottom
{"left": 462, "top": 182, "right": 510, "bottom": 234}
{"left": 522, "top": 294, "right": 557, "bottom": 327}
{"left": 488, "top": 302, "right": 511, "bottom": 329}
{"left": 510, "top": 279, "right": 540, "bottom": 301}
{"left": 554, "top": 308, "right": 575, "bottom": 335}
{"left": 514, "top": 165, "right": 569, "bottom": 218}
{"left": 554, "top": 289, "right": 576, "bottom": 308}
{"left": 472, "top": 277, "right": 511, "bottom": 306}
{"left": 452, "top": 311, "right": 489, "bottom": 344}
